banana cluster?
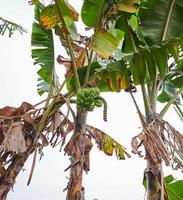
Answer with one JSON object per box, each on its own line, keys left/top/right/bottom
{"left": 76, "top": 87, "right": 103, "bottom": 111}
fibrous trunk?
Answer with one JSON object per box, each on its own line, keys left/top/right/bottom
{"left": 66, "top": 110, "right": 92, "bottom": 200}
{"left": 146, "top": 161, "right": 164, "bottom": 200}
{"left": 0, "top": 148, "right": 34, "bottom": 200}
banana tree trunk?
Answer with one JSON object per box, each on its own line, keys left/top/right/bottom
{"left": 146, "top": 161, "right": 163, "bottom": 200}
{"left": 0, "top": 148, "right": 34, "bottom": 200}
{"left": 66, "top": 109, "right": 92, "bottom": 200}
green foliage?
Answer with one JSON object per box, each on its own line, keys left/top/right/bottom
{"left": 81, "top": 0, "right": 105, "bottom": 27}
{"left": 66, "top": 62, "right": 101, "bottom": 91}
{"left": 31, "top": 4, "right": 58, "bottom": 95}
{"left": 130, "top": 52, "right": 146, "bottom": 85}
{"left": 115, "top": 13, "right": 139, "bottom": 53}
{"left": 28, "top": 0, "right": 183, "bottom": 198}
{"left": 0, "top": 17, "right": 27, "bottom": 37}
{"left": 138, "top": 0, "right": 183, "bottom": 44}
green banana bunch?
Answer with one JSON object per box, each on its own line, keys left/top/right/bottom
{"left": 76, "top": 87, "right": 103, "bottom": 111}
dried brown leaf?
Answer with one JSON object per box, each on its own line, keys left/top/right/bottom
{"left": 61, "top": 40, "right": 84, "bottom": 53}
{"left": 1, "top": 122, "right": 26, "bottom": 153}
{"left": 131, "top": 135, "right": 143, "bottom": 156}
{"left": 22, "top": 113, "right": 34, "bottom": 124}
{"left": 0, "top": 166, "right": 5, "bottom": 177}
{"left": 65, "top": 123, "right": 74, "bottom": 135}
{"left": 39, "top": 134, "right": 49, "bottom": 147}
{"left": 8, "top": 169, "right": 15, "bottom": 179}
{"left": 131, "top": 118, "right": 171, "bottom": 167}
{"left": 64, "top": 136, "right": 75, "bottom": 156}
{"left": 18, "top": 102, "right": 33, "bottom": 115}
{"left": 0, "top": 106, "right": 17, "bottom": 117}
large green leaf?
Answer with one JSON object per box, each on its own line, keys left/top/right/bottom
{"left": 31, "top": 5, "right": 57, "bottom": 95}
{"left": 130, "top": 52, "right": 146, "bottom": 85}
{"left": 166, "top": 175, "right": 183, "bottom": 200}
{"left": 81, "top": 0, "right": 105, "bottom": 27}
{"left": 151, "top": 45, "right": 168, "bottom": 77}
{"left": 116, "top": 14, "right": 133, "bottom": 53}
{"left": 142, "top": 48, "right": 157, "bottom": 81}
{"left": 138, "top": 0, "right": 183, "bottom": 44}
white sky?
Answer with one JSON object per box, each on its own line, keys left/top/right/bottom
{"left": 0, "top": 1, "right": 183, "bottom": 200}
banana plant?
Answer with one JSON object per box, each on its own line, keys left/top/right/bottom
{"left": 1, "top": 0, "right": 183, "bottom": 200}
{"left": 77, "top": 0, "right": 183, "bottom": 200}
{"left": 30, "top": 1, "right": 131, "bottom": 199}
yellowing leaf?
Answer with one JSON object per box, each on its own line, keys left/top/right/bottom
{"left": 115, "top": 2, "right": 138, "bottom": 13}
{"left": 98, "top": 70, "right": 130, "bottom": 91}
{"left": 90, "top": 31, "right": 120, "bottom": 58}
{"left": 103, "top": 133, "right": 114, "bottom": 156}
{"left": 117, "top": 73, "right": 128, "bottom": 89}
{"left": 40, "top": 5, "right": 58, "bottom": 30}
{"left": 86, "top": 125, "right": 130, "bottom": 159}
{"left": 40, "top": 2, "right": 78, "bottom": 30}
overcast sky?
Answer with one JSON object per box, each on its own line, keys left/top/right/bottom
{"left": 0, "top": 1, "right": 183, "bottom": 200}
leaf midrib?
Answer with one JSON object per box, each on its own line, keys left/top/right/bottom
{"left": 161, "top": 0, "right": 175, "bottom": 41}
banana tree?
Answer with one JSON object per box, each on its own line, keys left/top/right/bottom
{"left": 71, "top": 0, "right": 183, "bottom": 199}
{"left": 79, "top": 0, "right": 183, "bottom": 199}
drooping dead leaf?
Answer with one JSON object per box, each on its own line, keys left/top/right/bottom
{"left": 0, "top": 102, "right": 33, "bottom": 118}
{"left": 86, "top": 125, "right": 130, "bottom": 159}
{"left": 131, "top": 135, "right": 143, "bottom": 156}
{"left": 0, "top": 106, "right": 17, "bottom": 117}
{"left": 0, "top": 97, "right": 75, "bottom": 195}
{"left": 22, "top": 113, "right": 34, "bottom": 125}
{"left": 131, "top": 117, "right": 183, "bottom": 170}
{"left": 17, "top": 102, "right": 33, "bottom": 115}
{"left": 1, "top": 122, "right": 26, "bottom": 153}
{"left": 131, "top": 120, "right": 170, "bottom": 166}
{"left": 0, "top": 166, "right": 5, "bottom": 178}
{"left": 60, "top": 39, "right": 84, "bottom": 53}
{"left": 39, "top": 134, "right": 49, "bottom": 148}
